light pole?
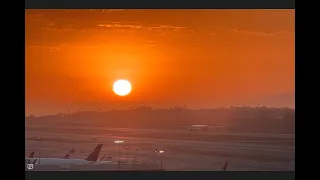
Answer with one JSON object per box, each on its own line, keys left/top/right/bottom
{"left": 114, "top": 140, "right": 124, "bottom": 168}
{"left": 25, "top": 136, "right": 29, "bottom": 165}
{"left": 159, "top": 150, "right": 164, "bottom": 168}
{"left": 134, "top": 148, "right": 139, "bottom": 164}
{"left": 125, "top": 146, "right": 129, "bottom": 158}
{"left": 36, "top": 137, "right": 41, "bottom": 165}
{"left": 152, "top": 149, "right": 157, "bottom": 165}
{"left": 69, "top": 147, "right": 75, "bottom": 165}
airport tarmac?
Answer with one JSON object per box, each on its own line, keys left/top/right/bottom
{"left": 25, "top": 127, "right": 295, "bottom": 171}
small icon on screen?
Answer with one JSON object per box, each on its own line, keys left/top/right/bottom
{"left": 27, "top": 164, "right": 34, "bottom": 170}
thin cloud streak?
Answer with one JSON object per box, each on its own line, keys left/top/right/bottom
{"left": 232, "top": 29, "right": 287, "bottom": 36}
{"left": 97, "top": 24, "right": 142, "bottom": 29}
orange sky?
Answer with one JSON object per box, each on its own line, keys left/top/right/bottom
{"left": 25, "top": 9, "right": 295, "bottom": 115}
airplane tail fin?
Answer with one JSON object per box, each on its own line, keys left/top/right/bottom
{"left": 69, "top": 147, "right": 75, "bottom": 154}
{"left": 63, "top": 153, "right": 70, "bottom": 159}
{"left": 29, "top": 152, "right": 35, "bottom": 158}
{"left": 27, "top": 152, "right": 35, "bottom": 164}
{"left": 85, "top": 144, "right": 103, "bottom": 162}
{"left": 222, "top": 161, "right": 228, "bottom": 171}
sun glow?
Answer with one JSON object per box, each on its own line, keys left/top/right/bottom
{"left": 113, "top": 79, "right": 132, "bottom": 96}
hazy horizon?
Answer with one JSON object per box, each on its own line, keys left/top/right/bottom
{"left": 26, "top": 10, "right": 295, "bottom": 116}
{"left": 26, "top": 103, "right": 295, "bottom": 117}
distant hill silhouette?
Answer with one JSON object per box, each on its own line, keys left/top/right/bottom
{"left": 261, "top": 92, "right": 295, "bottom": 109}
{"left": 26, "top": 107, "right": 295, "bottom": 134}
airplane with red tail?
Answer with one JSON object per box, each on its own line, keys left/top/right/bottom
{"left": 25, "top": 144, "right": 111, "bottom": 166}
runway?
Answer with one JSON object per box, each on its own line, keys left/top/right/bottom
{"left": 25, "top": 126, "right": 295, "bottom": 171}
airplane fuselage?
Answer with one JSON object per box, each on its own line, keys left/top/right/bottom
{"left": 189, "top": 125, "right": 209, "bottom": 132}
{"left": 25, "top": 158, "right": 112, "bottom": 166}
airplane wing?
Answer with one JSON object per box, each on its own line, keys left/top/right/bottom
{"left": 31, "top": 159, "right": 38, "bottom": 164}
{"left": 99, "top": 155, "right": 106, "bottom": 161}
{"left": 27, "top": 158, "right": 38, "bottom": 165}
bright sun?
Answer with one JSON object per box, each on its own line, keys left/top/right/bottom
{"left": 113, "top": 79, "right": 132, "bottom": 96}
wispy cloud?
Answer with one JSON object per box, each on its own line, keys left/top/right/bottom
{"left": 148, "top": 25, "right": 186, "bottom": 31}
{"left": 97, "top": 23, "right": 142, "bottom": 29}
{"left": 27, "top": 10, "right": 194, "bottom": 35}
{"left": 210, "top": 28, "right": 287, "bottom": 37}
{"left": 232, "top": 29, "right": 286, "bottom": 36}
{"left": 96, "top": 22, "right": 191, "bottom": 33}
{"left": 27, "top": 41, "right": 158, "bottom": 51}
{"left": 27, "top": 44, "right": 67, "bottom": 51}
{"left": 38, "top": 20, "right": 192, "bottom": 35}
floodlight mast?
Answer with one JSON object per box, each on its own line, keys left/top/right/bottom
{"left": 159, "top": 150, "right": 164, "bottom": 168}
{"left": 114, "top": 140, "right": 124, "bottom": 168}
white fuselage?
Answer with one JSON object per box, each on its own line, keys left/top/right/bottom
{"left": 25, "top": 158, "right": 112, "bottom": 166}
{"left": 189, "top": 125, "right": 208, "bottom": 131}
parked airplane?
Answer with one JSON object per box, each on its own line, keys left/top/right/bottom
{"left": 27, "top": 147, "right": 74, "bottom": 161}
{"left": 25, "top": 144, "right": 111, "bottom": 166}
{"left": 222, "top": 161, "right": 228, "bottom": 171}
{"left": 26, "top": 152, "right": 36, "bottom": 164}
{"left": 182, "top": 124, "right": 226, "bottom": 132}
{"left": 188, "top": 125, "right": 209, "bottom": 132}
{"left": 28, "top": 152, "right": 35, "bottom": 158}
